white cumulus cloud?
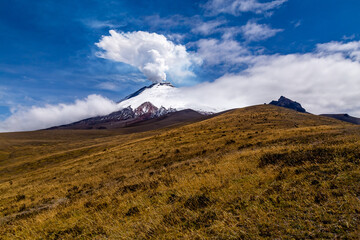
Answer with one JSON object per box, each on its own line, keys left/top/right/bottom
{"left": 96, "top": 30, "right": 201, "bottom": 84}
{"left": 0, "top": 95, "right": 120, "bottom": 132}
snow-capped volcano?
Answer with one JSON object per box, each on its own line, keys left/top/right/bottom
{"left": 118, "top": 82, "right": 219, "bottom": 113}
{"left": 49, "top": 83, "right": 220, "bottom": 130}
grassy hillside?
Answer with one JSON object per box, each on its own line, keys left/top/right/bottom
{"left": 0, "top": 105, "right": 360, "bottom": 239}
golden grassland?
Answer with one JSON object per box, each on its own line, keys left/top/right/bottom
{"left": 0, "top": 105, "right": 360, "bottom": 239}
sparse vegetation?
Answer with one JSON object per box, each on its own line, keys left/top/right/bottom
{"left": 0, "top": 105, "right": 360, "bottom": 239}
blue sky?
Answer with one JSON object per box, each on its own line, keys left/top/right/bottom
{"left": 1, "top": 0, "right": 360, "bottom": 131}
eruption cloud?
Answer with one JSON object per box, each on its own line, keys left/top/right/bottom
{"left": 96, "top": 30, "right": 200, "bottom": 83}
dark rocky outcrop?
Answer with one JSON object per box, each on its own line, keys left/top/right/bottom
{"left": 270, "top": 96, "right": 306, "bottom": 113}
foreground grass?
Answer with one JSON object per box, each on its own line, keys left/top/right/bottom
{"left": 0, "top": 105, "right": 360, "bottom": 239}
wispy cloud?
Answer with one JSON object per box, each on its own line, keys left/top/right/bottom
{"left": 195, "top": 38, "right": 252, "bottom": 66}
{"left": 292, "top": 20, "right": 302, "bottom": 28}
{"left": 193, "top": 22, "right": 280, "bottom": 67}
{"left": 92, "top": 73, "right": 147, "bottom": 83}
{"left": 143, "top": 15, "right": 194, "bottom": 30}
{"left": 342, "top": 34, "right": 356, "bottom": 41}
{"left": 81, "top": 19, "right": 125, "bottom": 29}
{"left": 316, "top": 40, "right": 360, "bottom": 61}
{"left": 166, "top": 33, "right": 187, "bottom": 42}
{"left": 240, "top": 21, "right": 283, "bottom": 41}
{"left": 203, "top": 0, "right": 288, "bottom": 16}
{"left": 191, "top": 19, "right": 227, "bottom": 35}
{"left": 142, "top": 13, "right": 282, "bottom": 44}
{"left": 144, "top": 15, "right": 225, "bottom": 37}
{"left": 97, "top": 82, "right": 118, "bottom": 91}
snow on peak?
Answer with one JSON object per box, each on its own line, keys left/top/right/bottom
{"left": 121, "top": 82, "right": 174, "bottom": 102}
{"left": 118, "top": 83, "right": 182, "bottom": 109}
{"left": 117, "top": 82, "right": 221, "bottom": 113}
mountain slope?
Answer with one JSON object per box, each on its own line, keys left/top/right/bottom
{"left": 321, "top": 113, "right": 360, "bottom": 125}
{"left": 50, "top": 102, "right": 201, "bottom": 131}
{"left": 126, "top": 109, "right": 205, "bottom": 129}
{"left": 1, "top": 105, "right": 360, "bottom": 239}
